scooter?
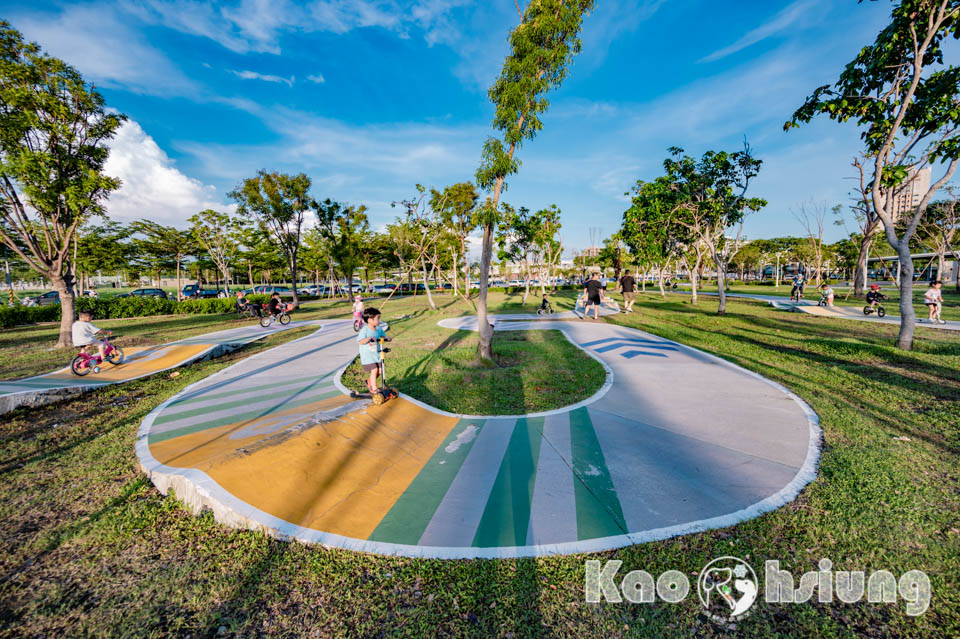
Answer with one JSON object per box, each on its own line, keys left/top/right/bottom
{"left": 350, "top": 326, "right": 398, "bottom": 405}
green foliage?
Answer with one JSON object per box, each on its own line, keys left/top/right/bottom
{"left": 0, "top": 303, "right": 59, "bottom": 328}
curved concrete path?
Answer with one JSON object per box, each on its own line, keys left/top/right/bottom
{"left": 137, "top": 312, "right": 820, "bottom": 559}
{"left": 675, "top": 290, "right": 960, "bottom": 330}
{"left": 0, "top": 320, "right": 321, "bottom": 415}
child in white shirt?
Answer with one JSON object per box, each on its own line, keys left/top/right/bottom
{"left": 71, "top": 311, "right": 111, "bottom": 359}
{"left": 923, "top": 281, "right": 944, "bottom": 324}
{"left": 352, "top": 295, "right": 364, "bottom": 321}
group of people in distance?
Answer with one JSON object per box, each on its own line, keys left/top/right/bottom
{"left": 579, "top": 270, "right": 637, "bottom": 320}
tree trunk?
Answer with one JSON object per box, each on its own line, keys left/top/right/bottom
{"left": 421, "top": 255, "right": 436, "bottom": 310}
{"left": 176, "top": 256, "right": 182, "bottom": 301}
{"left": 658, "top": 263, "right": 666, "bottom": 297}
{"left": 522, "top": 256, "right": 530, "bottom": 306}
{"left": 51, "top": 272, "right": 76, "bottom": 348}
{"left": 690, "top": 258, "right": 700, "bottom": 305}
{"left": 476, "top": 222, "right": 495, "bottom": 363}
{"left": 895, "top": 241, "right": 916, "bottom": 350}
{"left": 288, "top": 251, "right": 300, "bottom": 307}
{"left": 716, "top": 261, "right": 727, "bottom": 315}
{"left": 248, "top": 261, "right": 254, "bottom": 287}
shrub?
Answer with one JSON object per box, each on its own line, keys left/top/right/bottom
{"left": 0, "top": 304, "right": 60, "bottom": 329}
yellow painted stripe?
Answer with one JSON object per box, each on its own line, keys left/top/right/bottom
{"left": 47, "top": 344, "right": 211, "bottom": 381}
{"left": 150, "top": 397, "right": 459, "bottom": 540}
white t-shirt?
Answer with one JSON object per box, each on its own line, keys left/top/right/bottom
{"left": 924, "top": 288, "right": 942, "bottom": 304}
{"left": 71, "top": 320, "right": 100, "bottom": 346}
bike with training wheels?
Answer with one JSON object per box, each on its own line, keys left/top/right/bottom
{"left": 259, "top": 302, "right": 294, "bottom": 328}
{"left": 71, "top": 334, "right": 124, "bottom": 376}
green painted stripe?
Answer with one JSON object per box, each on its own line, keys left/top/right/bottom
{"left": 168, "top": 373, "right": 335, "bottom": 407}
{"left": 155, "top": 383, "right": 336, "bottom": 425}
{"left": 472, "top": 417, "right": 544, "bottom": 548}
{"left": 368, "top": 419, "right": 486, "bottom": 545}
{"left": 569, "top": 407, "right": 628, "bottom": 540}
{"left": 0, "top": 377, "right": 112, "bottom": 388}
{"left": 148, "top": 389, "right": 343, "bottom": 444}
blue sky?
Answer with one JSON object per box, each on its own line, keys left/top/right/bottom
{"left": 4, "top": 0, "right": 939, "bottom": 256}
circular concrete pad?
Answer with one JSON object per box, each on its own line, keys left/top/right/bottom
{"left": 137, "top": 317, "right": 820, "bottom": 558}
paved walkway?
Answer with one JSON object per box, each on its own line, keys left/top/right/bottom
{"left": 0, "top": 321, "right": 321, "bottom": 415}
{"left": 676, "top": 290, "right": 960, "bottom": 330}
{"left": 137, "top": 313, "right": 820, "bottom": 559}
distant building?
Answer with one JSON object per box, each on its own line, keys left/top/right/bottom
{"left": 890, "top": 167, "right": 931, "bottom": 220}
{"left": 579, "top": 247, "right": 602, "bottom": 258}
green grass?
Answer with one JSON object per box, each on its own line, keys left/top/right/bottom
{"left": 341, "top": 325, "right": 605, "bottom": 415}
{"left": 0, "top": 291, "right": 958, "bottom": 637}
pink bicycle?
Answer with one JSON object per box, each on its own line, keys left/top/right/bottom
{"left": 71, "top": 335, "right": 124, "bottom": 376}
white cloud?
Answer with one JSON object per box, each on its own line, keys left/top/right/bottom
{"left": 701, "top": 0, "right": 821, "bottom": 63}
{"left": 307, "top": 73, "right": 326, "bottom": 83}
{"left": 11, "top": 4, "right": 197, "bottom": 95}
{"left": 229, "top": 70, "right": 296, "bottom": 87}
{"left": 104, "top": 119, "right": 231, "bottom": 226}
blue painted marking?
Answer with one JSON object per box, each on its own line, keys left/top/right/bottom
{"left": 593, "top": 341, "right": 678, "bottom": 353}
{"left": 621, "top": 350, "right": 669, "bottom": 359}
{"left": 581, "top": 336, "right": 675, "bottom": 348}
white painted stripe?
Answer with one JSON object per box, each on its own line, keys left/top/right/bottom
{"left": 417, "top": 418, "right": 515, "bottom": 547}
{"left": 526, "top": 412, "right": 578, "bottom": 546}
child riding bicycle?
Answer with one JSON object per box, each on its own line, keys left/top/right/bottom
{"left": 352, "top": 295, "right": 365, "bottom": 322}
{"left": 866, "top": 284, "right": 886, "bottom": 308}
{"left": 72, "top": 310, "right": 112, "bottom": 361}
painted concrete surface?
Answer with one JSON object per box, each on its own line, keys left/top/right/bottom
{"left": 0, "top": 320, "right": 322, "bottom": 415}
{"left": 673, "top": 290, "right": 960, "bottom": 330}
{"left": 138, "top": 313, "right": 820, "bottom": 559}
{"left": 793, "top": 303, "right": 960, "bottom": 331}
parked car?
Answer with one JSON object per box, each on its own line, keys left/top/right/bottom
{"left": 27, "top": 290, "right": 60, "bottom": 306}
{"left": 250, "top": 285, "right": 291, "bottom": 294}
{"left": 397, "top": 283, "right": 428, "bottom": 293}
{"left": 119, "top": 288, "right": 168, "bottom": 299}
{"left": 372, "top": 284, "right": 396, "bottom": 294}
{"left": 82, "top": 289, "right": 99, "bottom": 298}
{"left": 182, "top": 284, "right": 220, "bottom": 299}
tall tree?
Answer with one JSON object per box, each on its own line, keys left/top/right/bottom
{"left": 315, "top": 198, "right": 370, "bottom": 299}
{"left": 0, "top": 23, "right": 124, "bottom": 346}
{"left": 230, "top": 171, "right": 312, "bottom": 307}
{"left": 189, "top": 209, "right": 245, "bottom": 294}
{"left": 662, "top": 145, "right": 766, "bottom": 315}
{"left": 622, "top": 179, "right": 687, "bottom": 298}
{"left": 430, "top": 182, "right": 479, "bottom": 297}
{"left": 496, "top": 205, "right": 539, "bottom": 306}
{"left": 129, "top": 220, "right": 195, "bottom": 299}
{"left": 75, "top": 221, "right": 131, "bottom": 290}
{"left": 474, "top": 0, "right": 595, "bottom": 362}
{"left": 786, "top": 0, "right": 960, "bottom": 350}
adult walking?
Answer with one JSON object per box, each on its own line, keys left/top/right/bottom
{"left": 619, "top": 269, "right": 637, "bottom": 313}
{"left": 581, "top": 272, "right": 605, "bottom": 321}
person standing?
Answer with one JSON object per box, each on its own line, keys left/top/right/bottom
{"left": 619, "top": 269, "right": 637, "bottom": 313}
{"left": 581, "top": 272, "right": 605, "bottom": 320}
{"left": 923, "top": 281, "right": 945, "bottom": 324}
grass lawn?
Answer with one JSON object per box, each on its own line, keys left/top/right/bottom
{"left": 1, "top": 290, "right": 958, "bottom": 637}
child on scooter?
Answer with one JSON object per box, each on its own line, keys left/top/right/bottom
{"left": 357, "top": 307, "right": 391, "bottom": 394}
{"left": 72, "top": 310, "right": 112, "bottom": 361}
